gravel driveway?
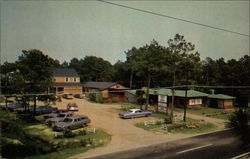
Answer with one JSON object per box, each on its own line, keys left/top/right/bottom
{"left": 55, "top": 98, "right": 190, "bottom": 159}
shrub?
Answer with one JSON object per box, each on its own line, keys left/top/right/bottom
{"left": 63, "top": 129, "right": 75, "bottom": 138}
{"left": 164, "top": 116, "right": 173, "bottom": 124}
{"left": 88, "top": 92, "right": 96, "bottom": 102}
{"left": 228, "top": 108, "right": 250, "bottom": 146}
{"left": 95, "top": 93, "right": 104, "bottom": 103}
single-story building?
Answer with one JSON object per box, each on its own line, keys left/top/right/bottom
{"left": 83, "top": 82, "right": 129, "bottom": 102}
{"left": 208, "top": 94, "right": 235, "bottom": 109}
{"left": 52, "top": 68, "right": 82, "bottom": 95}
{"left": 125, "top": 88, "right": 235, "bottom": 110}
{"left": 149, "top": 88, "right": 209, "bottom": 110}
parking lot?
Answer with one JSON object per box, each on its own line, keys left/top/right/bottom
{"left": 54, "top": 98, "right": 190, "bottom": 159}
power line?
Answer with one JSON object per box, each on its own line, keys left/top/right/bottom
{"left": 98, "top": 0, "right": 250, "bottom": 37}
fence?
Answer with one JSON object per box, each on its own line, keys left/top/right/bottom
{"left": 144, "top": 119, "right": 164, "bottom": 126}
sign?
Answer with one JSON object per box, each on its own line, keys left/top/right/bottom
{"left": 158, "top": 95, "right": 167, "bottom": 110}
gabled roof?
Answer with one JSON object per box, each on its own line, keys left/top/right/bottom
{"left": 83, "top": 82, "right": 117, "bottom": 90}
{"left": 208, "top": 94, "right": 235, "bottom": 99}
{"left": 53, "top": 68, "right": 79, "bottom": 77}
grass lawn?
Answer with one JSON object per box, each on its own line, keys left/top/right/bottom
{"left": 174, "top": 107, "right": 234, "bottom": 120}
{"left": 135, "top": 116, "right": 219, "bottom": 135}
{"left": 23, "top": 123, "right": 111, "bottom": 159}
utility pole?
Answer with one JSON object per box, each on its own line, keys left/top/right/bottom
{"left": 183, "top": 72, "right": 189, "bottom": 122}
{"left": 145, "top": 74, "right": 150, "bottom": 110}
{"left": 171, "top": 71, "right": 175, "bottom": 118}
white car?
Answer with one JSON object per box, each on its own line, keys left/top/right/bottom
{"left": 67, "top": 102, "right": 79, "bottom": 111}
{"left": 119, "top": 109, "right": 152, "bottom": 119}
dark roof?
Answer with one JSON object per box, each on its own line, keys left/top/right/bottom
{"left": 53, "top": 68, "right": 79, "bottom": 77}
{"left": 53, "top": 82, "right": 83, "bottom": 87}
{"left": 83, "top": 82, "right": 117, "bottom": 90}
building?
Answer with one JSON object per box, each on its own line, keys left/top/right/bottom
{"left": 125, "top": 88, "right": 235, "bottom": 110}
{"left": 208, "top": 94, "right": 235, "bottom": 109}
{"left": 83, "top": 82, "right": 128, "bottom": 102}
{"left": 149, "top": 89, "right": 209, "bottom": 110}
{"left": 52, "top": 68, "right": 82, "bottom": 95}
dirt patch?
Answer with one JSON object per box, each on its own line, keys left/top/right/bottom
{"left": 54, "top": 99, "right": 190, "bottom": 159}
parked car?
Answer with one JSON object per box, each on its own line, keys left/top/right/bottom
{"left": 31, "top": 106, "right": 58, "bottom": 115}
{"left": 5, "top": 102, "right": 23, "bottom": 111}
{"left": 63, "top": 94, "right": 74, "bottom": 99}
{"left": 67, "top": 102, "right": 79, "bottom": 111}
{"left": 53, "top": 115, "right": 91, "bottom": 131}
{"left": 43, "top": 109, "right": 68, "bottom": 120}
{"left": 45, "top": 112, "right": 74, "bottom": 126}
{"left": 74, "top": 93, "right": 84, "bottom": 99}
{"left": 119, "top": 109, "right": 152, "bottom": 119}
{"left": 16, "top": 105, "right": 58, "bottom": 115}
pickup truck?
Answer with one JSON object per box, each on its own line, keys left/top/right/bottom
{"left": 119, "top": 109, "right": 152, "bottom": 119}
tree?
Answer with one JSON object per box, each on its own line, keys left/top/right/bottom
{"left": 126, "top": 40, "right": 166, "bottom": 110}
{"left": 167, "top": 34, "right": 201, "bottom": 121}
{"left": 16, "top": 49, "right": 58, "bottom": 115}
{"left": 69, "top": 56, "right": 114, "bottom": 82}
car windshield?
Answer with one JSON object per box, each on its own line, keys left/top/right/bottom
{"left": 63, "top": 118, "right": 73, "bottom": 122}
{"left": 128, "top": 110, "right": 133, "bottom": 112}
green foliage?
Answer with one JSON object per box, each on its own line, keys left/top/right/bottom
{"left": 63, "top": 129, "right": 75, "bottom": 138}
{"left": 95, "top": 93, "right": 104, "bottom": 103}
{"left": 228, "top": 108, "right": 250, "bottom": 146}
{"left": 88, "top": 92, "right": 104, "bottom": 103}
{"left": 1, "top": 49, "right": 59, "bottom": 94}
{"left": 88, "top": 92, "right": 96, "bottom": 102}
{"left": 136, "top": 89, "right": 146, "bottom": 105}
{"left": 164, "top": 116, "right": 173, "bottom": 124}
{"left": 69, "top": 56, "right": 114, "bottom": 82}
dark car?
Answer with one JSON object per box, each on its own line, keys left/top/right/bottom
{"left": 74, "top": 94, "right": 84, "bottom": 99}
{"left": 53, "top": 115, "right": 91, "bottom": 131}
{"left": 43, "top": 109, "right": 68, "bottom": 120}
{"left": 119, "top": 109, "right": 152, "bottom": 119}
{"left": 5, "top": 102, "right": 23, "bottom": 111}
{"left": 31, "top": 106, "right": 58, "bottom": 115}
{"left": 46, "top": 112, "right": 74, "bottom": 126}
{"left": 16, "top": 105, "right": 57, "bottom": 115}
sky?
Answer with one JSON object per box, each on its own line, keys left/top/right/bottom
{"left": 1, "top": 1, "right": 249, "bottom": 64}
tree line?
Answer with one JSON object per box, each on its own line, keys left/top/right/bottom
{"left": 1, "top": 34, "right": 249, "bottom": 106}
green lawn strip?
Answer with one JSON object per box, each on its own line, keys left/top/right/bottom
{"left": 135, "top": 117, "right": 219, "bottom": 135}
{"left": 23, "top": 123, "right": 111, "bottom": 159}
{"left": 174, "top": 107, "right": 233, "bottom": 120}
{"left": 25, "top": 145, "right": 102, "bottom": 159}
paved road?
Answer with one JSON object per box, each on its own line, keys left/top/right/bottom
{"left": 84, "top": 129, "right": 249, "bottom": 159}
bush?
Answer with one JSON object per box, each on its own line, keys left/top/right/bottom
{"left": 164, "top": 116, "right": 173, "bottom": 124}
{"left": 228, "top": 108, "right": 250, "bottom": 146}
{"left": 95, "top": 93, "right": 104, "bottom": 103}
{"left": 88, "top": 92, "right": 104, "bottom": 103}
{"left": 63, "top": 129, "right": 75, "bottom": 138}
{"left": 88, "top": 92, "right": 96, "bottom": 102}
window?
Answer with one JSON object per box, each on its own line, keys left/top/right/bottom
{"left": 195, "top": 98, "right": 202, "bottom": 105}
{"left": 189, "top": 99, "right": 195, "bottom": 105}
{"left": 189, "top": 98, "right": 202, "bottom": 105}
{"left": 74, "top": 78, "right": 77, "bottom": 82}
{"left": 65, "top": 77, "right": 69, "bottom": 82}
